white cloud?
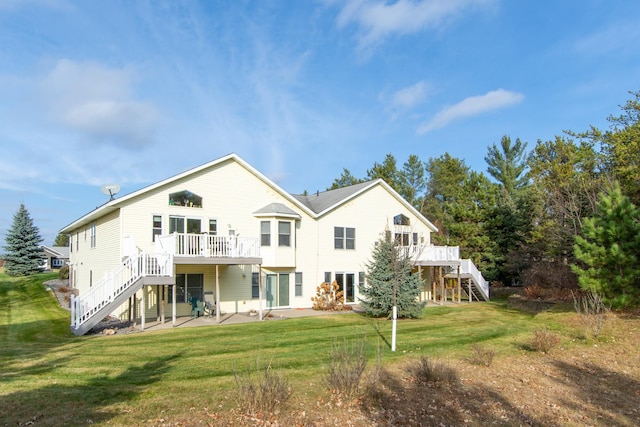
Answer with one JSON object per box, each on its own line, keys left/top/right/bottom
{"left": 418, "top": 88, "right": 524, "bottom": 134}
{"left": 335, "top": 0, "right": 494, "bottom": 52}
{"left": 38, "top": 59, "right": 158, "bottom": 148}
{"left": 390, "top": 80, "right": 431, "bottom": 110}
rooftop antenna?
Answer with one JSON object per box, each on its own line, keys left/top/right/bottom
{"left": 100, "top": 183, "right": 121, "bottom": 201}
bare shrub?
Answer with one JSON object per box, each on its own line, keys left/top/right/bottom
{"left": 234, "top": 356, "right": 291, "bottom": 416}
{"left": 468, "top": 344, "right": 495, "bottom": 367}
{"left": 58, "top": 265, "right": 69, "bottom": 280}
{"left": 573, "top": 291, "right": 610, "bottom": 339}
{"left": 521, "top": 261, "right": 579, "bottom": 289}
{"left": 312, "top": 281, "right": 347, "bottom": 311}
{"left": 523, "top": 285, "right": 544, "bottom": 299}
{"left": 408, "top": 356, "right": 458, "bottom": 387}
{"left": 58, "top": 285, "right": 69, "bottom": 293}
{"left": 325, "top": 335, "right": 367, "bottom": 398}
{"left": 529, "top": 328, "right": 561, "bottom": 353}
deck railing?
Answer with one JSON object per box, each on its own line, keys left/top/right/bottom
{"left": 70, "top": 253, "right": 173, "bottom": 330}
{"left": 155, "top": 233, "right": 260, "bottom": 258}
{"left": 409, "top": 245, "right": 460, "bottom": 262}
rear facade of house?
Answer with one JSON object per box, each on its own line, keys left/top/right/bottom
{"left": 61, "top": 154, "right": 486, "bottom": 335}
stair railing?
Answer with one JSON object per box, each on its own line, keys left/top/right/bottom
{"left": 70, "top": 253, "right": 173, "bottom": 330}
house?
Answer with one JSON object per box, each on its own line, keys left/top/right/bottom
{"left": 60, "top": 153, "right": 488, "bottom": 335}
{"left": 41, "top": 245, "right": 70, "bottom": 270}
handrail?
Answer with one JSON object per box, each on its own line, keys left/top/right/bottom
{"left": 70, "top": 253, "right": 173, "bottom": 330}
{"left": 156, "top": 233, "right": 260, "bottom": 258}
{"left": 410, "top": 245, "right": 460, "bottom": 262}
{"left": 460, "top": 259, "right": 490, "bottom": 299}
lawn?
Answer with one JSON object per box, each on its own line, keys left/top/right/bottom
{"left": 1, "top": 271, "right": 639, "bottom": 426}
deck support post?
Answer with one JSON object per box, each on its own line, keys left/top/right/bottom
{"left": 172, "top": 283, "right": 176, "bottom": 326}
{"left": 215, "top": 265, "right": 220, "bottom": 324}
{"left": 258, "top": 265, "right": 263, "bottom": 321}
{"left": 457, "top": 265, "right": 461, "bottom": 303}
{"left": 439, "top": 267, "right": 444, "bottom": 306}
{"left": 161, "top": 285, "right": 166, "bottom": 324}
{"left": 141, "top": 286, "right": 146, "bottom": 331}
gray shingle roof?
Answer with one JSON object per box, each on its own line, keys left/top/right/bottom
{"left": 253, "top": 203, "right": 301, "bottom": 218}
{"left": 293, "top": 180, "right": 375, "bottom": 214}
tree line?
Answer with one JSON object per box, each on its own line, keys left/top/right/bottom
{"left": 329, "top": 90, "right": 640, "bottom": 308}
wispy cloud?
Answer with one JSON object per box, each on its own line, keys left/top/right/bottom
{"left": 334, "top": 0, "right": 494, "bottom": 54}
{"left": 418, "top": 88, "right": 524, "bottom": 134}
{"left": 38, "top": 59, "right": 159, "bottom": 149}
{"left": 390, "top": 80, "right": 431, "bottom": 110}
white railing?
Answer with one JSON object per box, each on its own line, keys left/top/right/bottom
{"left": 70, "top": 253, "right": 173, "bottom": 330}
{"left": 460, "top": 259, "right": 490, "bottom": 299}
{"left": 410, "top": 245, "right": 460, "bottom": 262}
{"left": 155, "top": 233, "right": 260, "bottom": 258}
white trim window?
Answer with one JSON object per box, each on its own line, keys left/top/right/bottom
{"left": 90, "top": 223, "right": 96, "bottom": 248}
{"left": 278, "top": 221, "right": 291, "bottom": 247}
{"left": 334, "top": 227, "right": 355, "bottom": 250}
{"left": 152, "top": 215, "right": 162, "bottom": 241}
{"left": 261, "top": 221, "right": 271, "bottom": 246}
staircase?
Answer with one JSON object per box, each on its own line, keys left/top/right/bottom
{"left": 445, "top": 259, "right": 490, "bottom": 301}
{"left": 70, "top": 253, "right": 173, "bottom": 336}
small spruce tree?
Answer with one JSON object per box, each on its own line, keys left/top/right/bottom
{"left": 572, "top": 183, "right": 640, "bottom": 308}
{"left": 360, "top": 231, "right": 425, "bottom": 318}
{"left": 3, "top": 204, "right": 44, "bottom": 276}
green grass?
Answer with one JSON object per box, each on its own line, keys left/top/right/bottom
{"left": 0, "top": 272, "right": 577, "bottom": 425}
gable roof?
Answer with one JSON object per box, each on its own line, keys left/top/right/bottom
{"left": 253, "top": 203, "right": 301, "bottom": 219}
{"left": 60, "top": 153, "right": 438, "bottom": 233}
{"left": 41, "top": 245, "right": 70, "bottom": 258}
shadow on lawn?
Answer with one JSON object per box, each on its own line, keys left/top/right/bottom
{"left": 361, "top": 358, "right": 640, "bottom": 426}
{"left": 550, "top": 360, "right": 640, "bottom": 426}
{"left": 1, "top": 353, "right": 182, "bottom": 426}
{"left": 362, "top": 366, "right": 544, "bottom": 426}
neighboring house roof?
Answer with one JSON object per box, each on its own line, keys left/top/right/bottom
{"left": 60, "top": 153, "right": 438, "bottom": 233}
{"left": 41, "top": 245, "right": 70, "bottom": 259}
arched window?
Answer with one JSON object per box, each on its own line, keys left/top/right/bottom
{"left": 169, "top": 190, "right": 202, "bottom": 208}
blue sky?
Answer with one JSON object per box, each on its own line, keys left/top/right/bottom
{"left": 1, "top": 0, "right": 639, "bottom": 246}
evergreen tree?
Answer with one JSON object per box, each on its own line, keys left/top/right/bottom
{"left": 485, "top": 135, "right": 529, "bottom": 196}
{"left": 360, "top": 232, "right": 424, "bottom": 318}
{"left": 572, "top": 183, "right": 640, "bottom": 308}
{"left": 53, "top": 233, "right": 69, "bottom": 247}
{"left": 367, "top": 153, "right": 402, "bottom": 193}
{"left": 398, "top": 154, "right": 426, "bottom": 208}
{"left": 3, "top": 204, "right": 44, "bottom": 276}
{"left": 328, "top": 168, "right": 363, "bottom": 190}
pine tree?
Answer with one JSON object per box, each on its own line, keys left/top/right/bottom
{"left": 572, "top": 183, "right": 640, "bottom": 308}
{"left": 360, "top": 232, "right": 424, "bottom": 318}
{"left": 3, "top": 204, "right": 44, "bottom": 276}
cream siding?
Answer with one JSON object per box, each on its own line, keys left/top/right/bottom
{"left": 64, "top": 154, "right": 441, "bottom": 323}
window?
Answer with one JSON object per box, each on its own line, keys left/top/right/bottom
{"left": 169, "top": 273, "right": 204, "bottom": 303}
{"left": 395, "top": 232, "right": 409, "bottom": 246}
{"left": 209, "top": 219, "right": 217, "bottom": 235}
{"left": 394, "top": 214, "right": 410, "bottom": 226}
{"left": 261, "top": 221, "right": 271, "bottom": 246}
{"left": 169, "top": 190, "right": 202, "bottom": 208}
{"left": 295, "top": 272, "right": 303, "bottom": 297}
{"left": 413, "top": 232, "right": 419, "bottom": 247}
{"left": 90, "top": 223, "right": 96, "bottom": 248}
{"left": 186, "top": 218, "right": 201, "bottom": 234}
{"left": 169, "top": 216, "right": 185, "bottom": 233}
{"left": 152, "top": 215, "right": 162, "bottom": 241}
{"left": 252, "top": 272, "right": 260, "bottom": 299}
{"left": 334, "top": 227, "right": 355, "bottom": 250}
{"left": 359, "top": 271, "right": 365, "bottom": 290}
{"left": 76, "top": 232, "right": 79, "bottom": 251}
{"left": 278, "top": 221, "right": 291, "bottom": 247}
{"left": 324, "top": 272, "right": 331, "bottom": 284}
